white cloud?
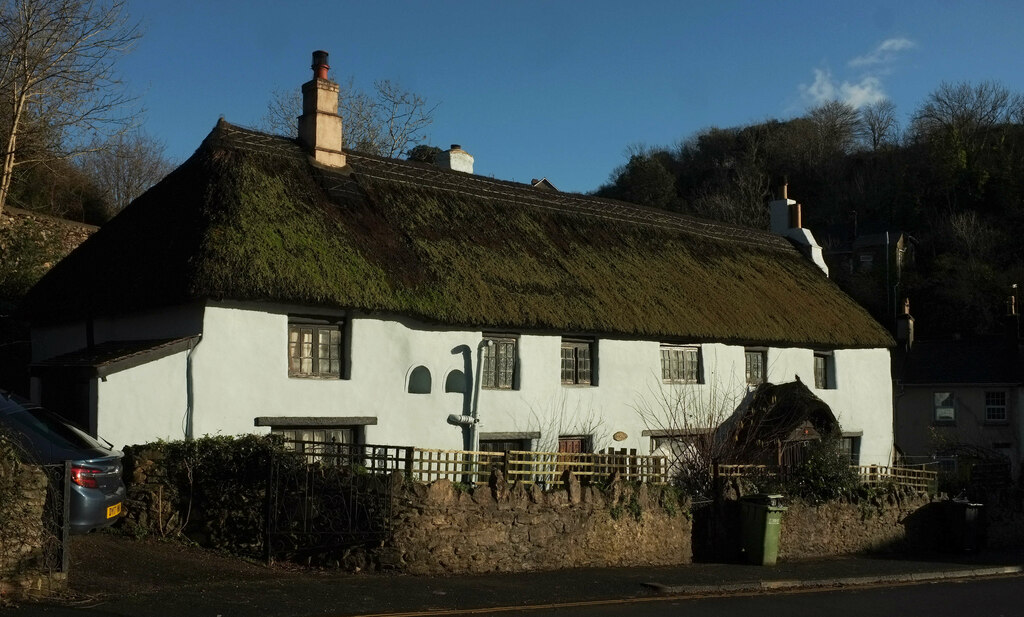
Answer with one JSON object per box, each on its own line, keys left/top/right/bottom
{"left": 848, "top": 38, "right": 915, "bottom": 68}
{"left": 798, "top": 38, "right": 914, "bottom": 110}
{"left": 799, "top": 68, "right": 886, "bottom": 109}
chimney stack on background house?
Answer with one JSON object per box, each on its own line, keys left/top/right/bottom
{"left": 298, "top": 50, "right": 346, "bottom": 168}
{"left": 434, "top": 144, "right": 474, "bottom": 174}
{"left": 896, "top": 298, "right": 914, "bottom": 351}
{"left": 769, "top": 182, "right": 829, "bottom": 277}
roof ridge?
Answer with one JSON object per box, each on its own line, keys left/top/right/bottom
{"left": 210, "top": 120, "right": 791, "bottom": 251}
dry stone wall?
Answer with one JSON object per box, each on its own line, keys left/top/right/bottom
{"left": 386, "top": 472, "right": 692, "bottom": 575}
{"left": 0, "top": 454, "right": 65, "bottom": 602}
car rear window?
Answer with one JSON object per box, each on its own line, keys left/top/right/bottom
{"left": 4, "top": 405, "right": 105, "bottom": 451}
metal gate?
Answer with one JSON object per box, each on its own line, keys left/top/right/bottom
{"left": 264, "top": 441, "right": 411, "bottom": 563}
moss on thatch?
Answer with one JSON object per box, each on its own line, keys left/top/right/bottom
{"left": 24, "top": 121, "right": 893, "bottom": 349}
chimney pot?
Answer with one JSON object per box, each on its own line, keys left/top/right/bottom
{"left": 450, "top": 144, "right": 461, "bottom": 150}
{"left": 311, "top": 50, "right": 330, "bottom": 80}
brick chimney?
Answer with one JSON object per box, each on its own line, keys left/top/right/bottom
{"left": 298, "top": 50, "right": 346, "bottom": 167}
{"left": 434, "top": 144, "right": 474, "bottom": 174}
{"left": 769, "top": 183, "right": 829, "bottom": 277}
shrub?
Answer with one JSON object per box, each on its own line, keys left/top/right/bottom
{"left": 783, "top": 436, "right": 859, "bottom": 503}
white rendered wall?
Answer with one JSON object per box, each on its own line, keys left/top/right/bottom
{"left": 95, "top": 349, "right": 190, "bottom": 449}
{"left": 184, "top": 302, "right": 893, "bottom": 466}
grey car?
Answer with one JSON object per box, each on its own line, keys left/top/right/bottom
{"left": 0, "top": 390, "right": 125, "bottom": 534}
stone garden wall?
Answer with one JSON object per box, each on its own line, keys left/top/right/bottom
{"left": 0, "top": 450, "right": 65, "bottom": 602}
{"left": 387, "top": 471, "right": 692, "bottom": 574}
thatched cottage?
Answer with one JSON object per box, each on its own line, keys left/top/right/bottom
{"left": 24, "top": 52, "right": 894, "bottom": 464}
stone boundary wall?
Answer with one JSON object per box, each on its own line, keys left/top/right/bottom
{"left": 778, "top": 494, "right": 932, "bottom": 560}
{"left": 0, "top": 456, "right": 66, "bottom": 602}
{"left": 386, "top": 472, "right": 692, "bottom": 575}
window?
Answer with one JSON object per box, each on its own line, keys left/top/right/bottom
{"left": 482, "top": 336, "right": 517, "bottom": 389}
{"left": 934, "top": 392, "right": 955, "bottom": 422}
{"left": 288, "top": 321, "right": 342, "bottom": 378}
{"left": 479, "top": 438, "right": 531, "bottom": 453}
{"left": 558, "top": 435, "right": 592, "bottom": 454}
{"left": 745, "top": 349, "right": 767, "bottom": 385}
{"left": 272, "top": 426, "right": 357, "bottom": 465}
{"left": 839, "top": 435, "right": 861, "bottom": 466}
{"left": 985, "top": 391, "right": 1007, "bottom": 422}
{"left": 661, "top": 345, "right": 701, "bottom": 384}
{"left": 561, "top": 338, "right": 595, "bottom": 386}
{"left": 814, "top": 352, "right": 834, "bottom": 389}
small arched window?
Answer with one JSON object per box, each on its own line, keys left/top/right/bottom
{"left": 408, "top": 366, "right": 432, "bottom": 394}
{"left": 445, "top": 369, "right": 466, "bottom": 394}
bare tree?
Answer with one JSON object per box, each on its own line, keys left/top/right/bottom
{"left": 807, "top": 100, "right": 861, "bottom": 157}
{"left": 77, "top": 130, "right": 173, "bottom": 217}
{"left": 910, "top": 81, "right": 1023, "bottom": 147}
{"left": 631, "top": 370, "right": 751, "bottom": 497}
{"left": 0, "top": 0, "right": 141, "bottom": 216}
{"left": 858, "top": 99, "right": 900, "bottom": 150}
{"left": 260, "top": 77, "right": 436, "bottom": 159}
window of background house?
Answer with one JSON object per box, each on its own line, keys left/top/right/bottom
{"left": 814, "top": 352, "right": 835, "bottom": 389}
{"left": 288, "top": 320, "right": 342, "bottom": 378}
{"left": 561, "top": 338, "right": 594, "bottom": 386}
{"left": 985, "top": 391, "right": 1008, "bottom": 422}
{"left": 482, "top": 335, "right": 517, "bottom": 389}
{"left": 661, "top": 344, "right": 701, "bottom": 384}
{"left": 934, "top": 392, "right": 956, "bottom": 422}
{"left": 745, "top": 349, "right": 767, "bottom": 385}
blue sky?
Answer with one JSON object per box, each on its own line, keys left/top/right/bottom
{"left": 120, "top": 0, "right": 1024, "bottom": 194}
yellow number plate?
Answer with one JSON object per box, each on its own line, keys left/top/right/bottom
{"left": 106, "top": 502, "right": 122, "bottom": 519}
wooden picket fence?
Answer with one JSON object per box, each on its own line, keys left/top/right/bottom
{"left": 410, "top": 447, "right": 668, "bottom": 486}
{"left": 716, "top": 463, "right": 937, "bottom": 494}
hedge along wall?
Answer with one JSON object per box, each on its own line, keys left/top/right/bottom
{"left": 0, "top": 437, "right": 66, "bottom": 602}
{"left": 388, "top": 471, "right": 693, "bottom": 574}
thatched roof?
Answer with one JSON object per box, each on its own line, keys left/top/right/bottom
{"left": 24, "top": 120, "right": 892, "bottom": 348}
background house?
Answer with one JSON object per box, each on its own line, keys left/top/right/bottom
{"left": 24, "top": 52, "right": 896, "bottom": 466}
{"left": 893, "top": 301, "right": 1021, "bottom": 483}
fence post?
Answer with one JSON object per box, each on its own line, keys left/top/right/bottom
{"left": 404, "top": 447, "right": 414, "bottom": 479}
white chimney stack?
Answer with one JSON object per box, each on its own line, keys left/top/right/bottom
{"left": 298, "top": 50, "right": 346, "bottom": 168}
{"left": 434, "top": 144, "right": 474, "bottom": 174}
{"left": 769, "top": 184, "right": 829, "bottom": 277}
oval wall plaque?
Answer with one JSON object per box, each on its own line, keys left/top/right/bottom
{"left": 612, "top": 431, "right": 628, "bottom": 442}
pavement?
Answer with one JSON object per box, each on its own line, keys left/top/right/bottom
{"left": 7, "top": 534, "right": 1024, "bottom": 617}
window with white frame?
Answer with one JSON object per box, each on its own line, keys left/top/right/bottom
{"left": 482, "top": 335, "right": 517, "bottom": 389}
{"left": 561, "top": 338, "right": 594, "bottom": 386}
{"left": 745, "top": 349, "right": 767, "bottom": 385}
{"left": 288, "top": 320, "right": 342, "bottom": 378}
{"left": 934, "top": 392, "right": 956, "bottom": 422}
{"left": 661, "top": 344, "right": 701, "bottom": 384}
{"left": 985, "top": 391, "right": 1008, "bottom": 422}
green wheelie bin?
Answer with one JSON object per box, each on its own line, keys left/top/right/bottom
{"left": 740, "top": 494, "right": 786, "bottom": 565}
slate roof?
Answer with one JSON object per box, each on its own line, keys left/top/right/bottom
{"left": 24, "top": 120, "right": 893, "bottom": 349}
{"left": 30, "top": 337, "right": 199, "bottom": 378}
{"left": 898, "top": 337, "right": 1022, "bottom": 385}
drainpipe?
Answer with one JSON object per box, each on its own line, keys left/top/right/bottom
{"left": 184, "top": 336, "right": 201, "bottom": 440}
